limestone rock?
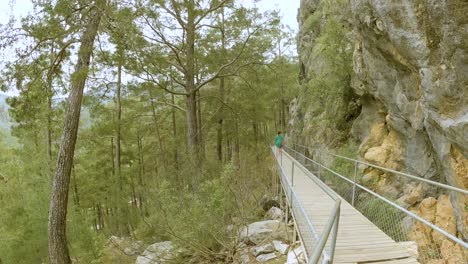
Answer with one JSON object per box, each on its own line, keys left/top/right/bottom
{"left": 239, "top": 220, "right": 292, "bottom": 245}
{"left": 265, "top": 207, "right": 284, "bottom": 221}
{"left": 419, "top": 197, "right": 437, "bottom": 222}
{"left": 286, "top": 245, "right": 305, "bottom": 264}
{"left": 349, "top": 0, "right": 468, "bottom": 239}
{"left": 440, "top": 239, "right": 466, "bottom": 264}
{"left": 397, "top": 183, "right": 424, "bottom": 208}
{"left": 408, "top": 197, "right": 437, "bottom": 247}
{"left": 251, "top": 243, "right": 274, "bottom": 257}
{"left": 359, "top": 123, "right": 387, "bottom": 155}
{"left": 272, "top": 240, "right": 289, "bottom": 255}
{"left": 364, "top": 146, "right": 389, "bottom": 166}
{"left": 403, "top": 183, "right": 424, "bottom": 206}
{"left": 296, "top": 0, "right": 468, "bottom": 243}
{"left": 433, "top": 195, "right": 457, "bottom": 245}
{"left": 375, "top": 177, "right": 401, "bottom": 199}
{"left": 426, "top": 260, "right": 446, "bottom": 264}
{"left": 260, "top": 195, "right": 281, "bottom": 212}
{"left": 255, "top": 252, "right": 277, "bottom": 262}
{"left": 136, "top": 241, "right": 173, "bottom": 264}
{"left": 108, "top": 236, "right": 144, "bottom": 256}
{"left": 449, "top": 146, "right": 468, "bottom": 239}
{"left": 238, "top": 249, "right": 251, "bottom": 264}
{"left": 361, "top": 168, "right": 383, "bottom": 184}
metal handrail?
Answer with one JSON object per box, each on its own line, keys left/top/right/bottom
{"left": 291, "top": 142, "right": 468, "bottom": 195}
{"left": 285, "top": 145, "right": 468, "bottom": 249}
{"left": 271, "top": 146, "right": 341, "bottom": 264}
{"left": 282, "top": 148, "right": 341, "bottom": 263}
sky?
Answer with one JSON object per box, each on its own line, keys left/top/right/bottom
{"left": 0, "top": 0, "right": 300, "bottom": 96}
{"left": 0, "top": 0, "right": 300, "bottom": 30}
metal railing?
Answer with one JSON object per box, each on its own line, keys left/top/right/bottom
{"left": 271, "top": 146, "right": 341, "bottom": 264}
{"left": 287, "top": 143, "right": 468, "bottom": 264}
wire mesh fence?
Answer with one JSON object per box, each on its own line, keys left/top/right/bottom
{"left": 289, "top": 143, "right": 468, "bottom": 264}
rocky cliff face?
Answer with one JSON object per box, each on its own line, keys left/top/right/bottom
{"left": 351, "top": 0, "right": 468, "bottom": 239}
{"left": 295, "top": 0, "right": 468, "bottom": 257}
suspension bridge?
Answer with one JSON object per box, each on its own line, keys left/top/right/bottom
{"left": 271, "top": 144, "right": 468, "bottom": 264}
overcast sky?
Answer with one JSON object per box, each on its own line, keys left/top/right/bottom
{"left": 0, "top": 0, "right": 299, "bottom": 30}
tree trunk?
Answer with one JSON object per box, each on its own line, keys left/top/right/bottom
{"left": 46, "top": 45, "right": 55, "bottom": 180}
{"left": 185, "top": 1, "right": 199, "bottom": 156}
{"left": 115, "top": 61, "right": 122, "bottom": 189}
{"left": 71, "top": 165, "right": 80, "bottom": 207}
{"left": 171, "top": 93, "right": 179, "bottom": 170}
{"left": 47, "top": 2, "right": 103, "bottom": 263}
{"left": 47, "top": 76, "right": 54, "bottom": 179}
{"left": 216, "top": 9, "right": 226, "bottom": 161}
{"left": 197, "top": 90, "right": 204, "bottom": 158}
{"left": 234, "top": 118, "right": 240, "bottom": 166}
{"left": 148, "top": 88, "right": 167, "bottom": 170}
{"left": 137, "top": 132, "right": 144, "bottom": 186}
{"left": 186, "top": 91, "right": 198, "bottom": 155}
{"left": 110, "top": 137, "right": 115, "bottom": 176}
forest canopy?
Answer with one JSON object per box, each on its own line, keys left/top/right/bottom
{"left": 0, "top": 0, "right": 298, "bottom": 263}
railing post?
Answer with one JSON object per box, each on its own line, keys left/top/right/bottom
{"left": 279, "top": 184, "right": 283, "bottom": 210}
{"left": 352, "top": 162, "right": 358, "bottom": 206}
{"left": 317, "top": 151, "right": 322, "bottom": 178}
{"left": 329, "top": 202, "right": 340, "bottom": 264}
{"left": 285, "top": 194, "right": 289, "bottom": 224}
{"left": 280, "top": 150, "right": 283, "bottom": 167}
{"left": 291, "top": 162, "right": 295, "bottom": 187}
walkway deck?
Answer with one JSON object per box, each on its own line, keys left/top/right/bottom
{"left": 275, "top": 149, "right": 418, "bottom": 264}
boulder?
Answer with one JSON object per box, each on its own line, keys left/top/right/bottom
{"left": 251, "top": 243, "right": 274, "bottom": 257}
{"left": 265, "top": 207, "right": 284, "bottom": 220}
{"left": 260, "top": 195, "right": 281, "bottom": 212}
{"left": 286, "top": 245, "right": 305, "bottom": 264}
{"left": 402, "top": 183, "right": 424, "bottom": 206}
{"left": 255, "top": 252, "right": 277, "bottom": 262}
{"left": 136, "top": 241, "right": 174, "bottom": 264}
{"left": 272, "top": 240, "right": 289, "bottom": 255}
{"left": 108, "top": 236, "right": 144, "bottom": 256}
{"left": 361, "top": 169, "right": 382, "bottom": 184}
{"left": 375, "top": 177, "right": 401, "bottom": 199}
{"left": 238, "top": 248, "right": 251, "bottom": 264}
{"left": 364, "top": 146, "right": 389, "bottom": 166}
{"left": 239, "top": 220, "right": 292, "bottom": 245}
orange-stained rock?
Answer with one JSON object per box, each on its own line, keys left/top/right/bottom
{"left": 432, "top": 195, "right": 457, "bottom": 245}
{"left": 449, "top": 146, "right": 468, "bottom": 238}
{"left": 440, "top": 239, "right": 466, "bottom": 264}
{"left": 420, "top": 197, "right": 437, "bottom": 222}
{"left": 398, "top": 183, "right": 424, "bottom": 207}
{"left": 408, "top": 197, "right": 437, "bottom": 248}
{"left": 361, "top": 168, "right": 383, "bottom": 184}
{"left": 359, "top": 123, "right": 387, "bottom": 156}
{"left": 426, "top": 259, "right": 446, "bottom": 264}
{"left": 365, "top": 145, "right": 389, "bottom": 166}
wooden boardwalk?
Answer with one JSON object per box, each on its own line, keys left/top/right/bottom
{"left": 275, "top": 149, "right": 418, "bottom": 264}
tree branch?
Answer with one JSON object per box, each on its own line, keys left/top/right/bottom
{"left": 149, "top": 98, "right": 186, "bottom": 112}
{"left": 194, "top": 26, "right": 261, "bottom": 92}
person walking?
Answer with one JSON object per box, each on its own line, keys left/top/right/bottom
{"left": 275, "top": 131, "right": 285, "bottom": 155}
